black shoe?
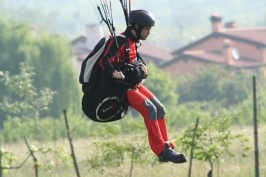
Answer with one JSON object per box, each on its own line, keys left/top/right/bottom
{"left": 158, "top": 142, "right": 187, "bottom": 164}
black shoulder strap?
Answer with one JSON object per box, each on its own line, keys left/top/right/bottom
{"left": 115, "top": 35, "right": 145, "bottom": 65}
{"left": 113, "top": 35, "right": 130, "bottom": 63}
{"left": 137, "top": 52, "right": 146, "bottom": 65}
{"left": 135, "top": 43, "right": 146, "bottom": 65}
{"left": 124, "top": 38, "right": 146, "bottom": 65}
{"left": 124, "top": 37, "right": 130, "bottom": 64}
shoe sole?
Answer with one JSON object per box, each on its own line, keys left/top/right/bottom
{"left": 172, "top": 156, "right": 187, "bottom": 164}
{"left": 159, "top": 155, "right": 187, "bottom": 164}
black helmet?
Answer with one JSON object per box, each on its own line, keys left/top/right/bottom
{"left": 129, "top": 9, "right": 155, "bottom": 27}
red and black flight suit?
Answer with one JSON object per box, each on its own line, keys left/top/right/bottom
{"left": 99, "top": 26, "right": 175, "bottom": 156}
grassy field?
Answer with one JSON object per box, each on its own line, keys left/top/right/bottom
{"left": 1, "top": 126, "right": 266, "bottom": 177}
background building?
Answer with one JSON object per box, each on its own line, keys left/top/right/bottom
{"left": 160, "top": 14, "right": 266, "bottom": 77}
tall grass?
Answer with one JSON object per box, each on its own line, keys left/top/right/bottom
{"left": 1, "top": 125, "right": 265, "bottom": 177}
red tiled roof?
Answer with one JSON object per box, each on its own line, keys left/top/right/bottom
{"left": 220, "top": 27, "right": 266, "bottom": 45}
{"left": 186, "top": 50, "right": 264, "bottom": 67}
{"left": 172, "top": 27, "right": 266, "bottom": 56}
{"left": 161, "top": 49, "right": 265, "bottom": 68}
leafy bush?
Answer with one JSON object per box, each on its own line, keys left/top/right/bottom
{"left": 176, "top": 64, "right": 264, "bottom": 107}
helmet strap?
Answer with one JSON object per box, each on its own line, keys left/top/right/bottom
{"left": 132, "top": 24, "right": 143, "bottom": 40}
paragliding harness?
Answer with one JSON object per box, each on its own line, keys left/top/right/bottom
{"left": 79, "top": 0, "right": 147, "bottom": 122}
{"left": 79, "top": 33, "right": 147, "bottom": 122}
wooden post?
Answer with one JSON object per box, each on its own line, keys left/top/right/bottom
{"left": 252, "top": 76, "right": 260, "bottom": 177}
{"left": 25, "top": 138, "right": 38, "bottom": 177}
{"left": 63, "top": 109, "right": 81, "bottom": 177}
{"left": 0, "top": 117, "right": 2, "bottom": 177}
{"left": 129, "top": 147, "right": 135, "bottom": 177}
{"left": 0, "top": 141, "right": 2, "bottom": 177}
{"left": 188, "top": 117, "right": 199, "bottom": 177}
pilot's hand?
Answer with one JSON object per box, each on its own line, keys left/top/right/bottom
{"left": 141, "top": 63, "right": 148, "bottom": 76}
{"left": 112, "top": 70, "right": 125, "bottom": 80}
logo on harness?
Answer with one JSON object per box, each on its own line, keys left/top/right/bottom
{"left": 102, "top": 104, "right": 116, "bottom": 112}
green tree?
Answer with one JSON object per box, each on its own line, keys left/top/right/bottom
{"left": 0, "top": 148, "right": 17, "bottom": 173}
{"left": 145, "top": 62, "right": 179, "bottom": 106}
{"left": 0, "top": 63, "right": 72, "bottom": 176}
{"left": 176, "top": 64, "right": 258, "bottom": 106}
{"left": 0, "top": 17, "right": 82, "bottom": 119}
{"left": 0, "top": 62, "right": 55, "bottom": 140}
{"left": 177, "top": 116, "right": 250, "bottom": 177}
{"left": 29, "top": 33, "right": 81, "bottom": 118}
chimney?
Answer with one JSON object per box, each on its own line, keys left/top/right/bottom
{"left": 224, "top": 21, "right": 237, "bottom": 28}
{"left": 210, "top": 14, "right": 222, "bottom": 32}
{"left": 223, "top": 39, "right": 234, "bottom": 65}
{"left": 86, "top": 24, "right": 104, "bottom": 50}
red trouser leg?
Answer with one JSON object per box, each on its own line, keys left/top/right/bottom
{"left": 138, "top": 86, "right": 175, "bottom": 149}
{"left": 127, "top": 86, "right": 169, "bottom": 155}
{"left": 157, "top": 119, "right": 175, "bottom": 149}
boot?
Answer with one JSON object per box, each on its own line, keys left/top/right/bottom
{"left": 158, "top": 142, "right": 187, "bottom": 164}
